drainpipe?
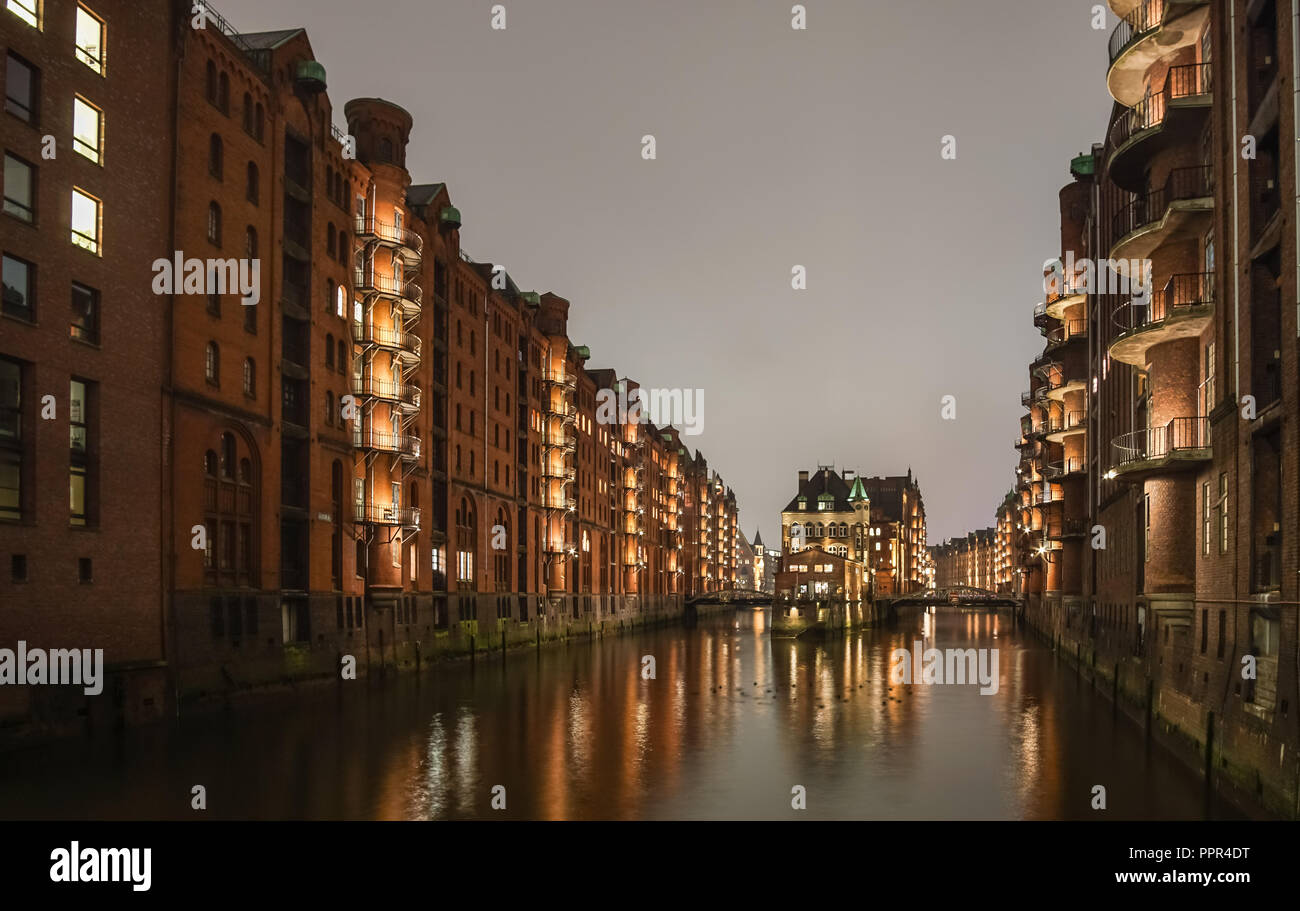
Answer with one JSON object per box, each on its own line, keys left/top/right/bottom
{"left": 1292, "top": 0, "right": 1300, "bottom": 814}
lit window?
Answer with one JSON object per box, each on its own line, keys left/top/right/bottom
{"left": 75, "top": 5, "right": 104, "bottom": 73}
{"left": 336, "top": 285, "right": 345, "bottom": 317}
{"left": 70, "top": 189, "right": 100, "bottom": 254}
{"left": 6, "top": 0, "right": 39, "bottom": 29}
{"left": 73, "top": 97, "right": 102, "bottom": 163}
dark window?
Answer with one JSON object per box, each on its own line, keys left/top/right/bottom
{"left": 0, "top": 358, "right": 18, "bottom": 521}
{"left": 205, "top": 61, "right": 217, "bottom": 105}
{"left": 246, "top": 162, "right": 258, "bottom": 204}
{"left": 69, "top": 379, "right": 92, "bottom": 526}
{"left": 77, "top": 557, "right": 92, "bottom": 583}
{"left": 209, "top": 133, "right": 223, "bottom": 179}
{"left": 10, "top": 553, "right": 25, "bottom": 581}
{"left": 2, "top": 253, "right": 33, "bottom": 320}
{"left": 3, "top": 153, "right": 34, "bottom": 222}
{"left": 70, "top": 282, "right": 98, "bottom": 343}
{"left": 218, "top": 72, "right": 230, "bottom": 114}
{"left": 5, "top": 53, "right": 37, "bottom": 124}
{"left": 207, "top": 202, "right": 222, "bottom": 245}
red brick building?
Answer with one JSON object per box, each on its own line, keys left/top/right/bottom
{"left": 1009, "top": 0, "right": 1299, "bottom": 816}
{"left": 0, "top": 0, "right": 744, "bottom": 731}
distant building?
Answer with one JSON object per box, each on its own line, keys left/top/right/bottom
{"left": 780, "top": 466, "right": 928, "bottom": 597}
{"left": 774, "top": 546, "right": 863, "bottom": 603}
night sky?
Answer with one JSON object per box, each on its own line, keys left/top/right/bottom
{"left": 214, "top": 0, "right": 1114, "bottom": 544}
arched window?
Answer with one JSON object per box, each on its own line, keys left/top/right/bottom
{"left": 254, "top": 103, "right": 264, "bottom": 140}
{"left": 326, "top": 223, "right": 336, "bottom": 258}
{"left": 203, "top": 431, "right": 259, "bottom": 588}
{"left": 242, "top": 357, "right": 254, "bottom": 397}
{"left": 325, "top": 333, "right": 335, "bottom": 368}
{"left": 205, "top": 61, "right": 218, "bottom": 105}
{"left": 209, "top": 133, "right": 223, "bottom": 179}
{"left": 337, "top": 339, "right": 346, "bottom": 372}
{"left": 204, "top": 450, "right": 217, "bottom": 476}
{"left": 246, "top": 162, "right": 259, "bottom": 204}
{"left": 245, "top": 226, "right": 257, "bottom": 258}
{"left": 494, "top": 507, "right": 510, "bottom": 586}
{"left": 207, "top": 202, "right": 222, "bottom": 245}
{"left": 219, "top": 433, "right": 235, "bottom": 478}
{"left": 325, "top": 390, "right": 334, "bottom": 425}
{"left": 218, "top": 72, "right": 230, "bottom": 114}
{"left": 242, "top": 92, "right": 253, "bottom": 133}
{"left": 205, "top": 341, "right": 219, "bottom": 384}
{"left": 326, "top": 278, "right": 335, "bottom": 314}
{"left": 378, "top": 138, "right": 393, "bottom": 162}
{"left": 336, "top": 285, "right": 346, "bottom": 318}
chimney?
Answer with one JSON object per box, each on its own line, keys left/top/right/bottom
{"left": 797, "top": 470, "right": 809, "bottom": 492}
{"left": 844, "top": 469, "right": 855, "bottom": 481}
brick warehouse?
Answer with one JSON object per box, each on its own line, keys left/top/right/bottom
{"left": 0, "top": 0, "right": 741, "bottom": 734}
{"left": 1005, "top": 0, "right": 1299, "bottom": 816}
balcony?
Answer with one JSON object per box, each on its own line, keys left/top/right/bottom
{"left": 1111, "top": 165, "right": 1212, "bottom": 261}
{"left": 354, "top": 502, "right": 421, "bottom": 528}
{"left": 352, "top": 320, "right": 421, "bottom": 361}
{"left": 1020, "top": 390, "right": 1032, "bottom": 408}
{"left": 1108, "top": 62, "right": 1212, "bottom": 192}
{"left": 543, "top": 372, "right": 577, "bottom": 390}
{"left": 354, "top": 217, "right": 423, "bottom": 262}
{"left": 1107, "top": 0, "right": 1211, "bottom": 108}
{"left": 1044, "top": 278, "right": 1087, "bottom": 320}
{"left": 1045, "top": 318, "right": 1088, "bottom": 351}
{"left": 1046, "top": 409, "right": 1087, "bottom": 444}
{"left": 1111, "top": 416, "right": 1210, "bottom": 477}
{"left": 355, "top": 426, "right": 421, "bottom": 460}
{"left": 1109, "top": 271, "right": 1213, "bottom": 367}
{"left": 1046, "top": 518, "right": 1090, "bottom": 540}
{"left": 1043, "top": 456, "right": 1087, "bottom": 479}
{"left": 353, "top": 269, "right": 422, "bottom": 316}
{"left": 351, "top": 374, "right": 421, "bottom": 410}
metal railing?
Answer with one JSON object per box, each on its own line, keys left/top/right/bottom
{"left": 351, "top": 321, "right": 421, "bottom": 357}
{"left": 1112, "top": 416, "right": 1209, "bottom": 466}
{"left": 351, "top": 374, "right": 421, "bottom": 408}
{"left": 1113, "top": 270, "right": 1213, "bottom": 332}
{"left": 354, "top": 217, "right": 424, "bottom": 256}
{"left": 1109, "top": 62, "right": 1212, "bottom": 150}
{"left": 354, "top": 502, "right": 420, "bottom": 527}
{"left": 353, "top": 270, "right": 423, "bottom": 305}
{"left": 1108, "top": 0, "right": 1166, "bottom": 64}
{"left": 355, "top": 427, "right": 421, "bottom": 458}
{"left": 1112, "top": 165, "right": 1212, "bottom": 242}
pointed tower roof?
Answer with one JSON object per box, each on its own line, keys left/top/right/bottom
{"left": 753, "top": 528, "right": 763, "bottom": 547}
{"left": 848, "top": 475, "right": 870, "bottom": 502}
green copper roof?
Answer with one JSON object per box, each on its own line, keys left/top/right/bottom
{"left": 521, "top": 291, "right": 540, "bottom": 307}
{"left": 848, "top": 476, "right": 870, "bottom": 502}
{"left": 1069, "top": 153, "right": 1095, "bottom": 176}
{"left": 295, "top": 60, "right": 327, "bottom": 91}
{"left": 574, "top": 345, "right": 590, "bottom": 360}
{"left": 439, "top": 206, "right": 462, "bottom": 227}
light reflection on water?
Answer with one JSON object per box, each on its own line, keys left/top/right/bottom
{"left": 0, "top": 608, "right": 1239, "bottom": 820}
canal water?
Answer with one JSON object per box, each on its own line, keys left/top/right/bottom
{"left": 0, "top": 608, "right": 1241, "bottom": 820}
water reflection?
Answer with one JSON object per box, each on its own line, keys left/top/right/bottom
{"left": 0, "top": 609, "right": 1239, "bottom": 820}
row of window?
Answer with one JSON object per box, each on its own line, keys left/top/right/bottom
{"left": 204, "top": 60, "right": 265, "bottom": 143}
{"left": 1, "top": 253, "right": 100, "bottom": 341}
{"left": 7, "top": 2, "right": 104, "bottom": 73}
{"left": 8, "top": 553, "right": 94, "bottom": 583}
{"left": 0, "top": 358, "right": 96, "bottom": 525}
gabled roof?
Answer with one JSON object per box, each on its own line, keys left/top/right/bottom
{"left": 406, "top": 183, "right": 446, "bottom": 208}
{"left": 234, "top": 29, "right": 305, "bottom": 50}
{"left": 782, "top": 467, "right": 853, "bottom": 512}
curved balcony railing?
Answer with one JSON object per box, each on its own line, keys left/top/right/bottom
{"left": 1112, "top": 416, "right": 1209, "bottom": 468}
{"left": 353, "top": 270, "right": 423, "bottom": 308}
{"left": 356, "top": 426, "right": 421, "bottom": 459}
{"left": 1044, "top": 457, "right": 1086, "bottom": 479}
{"left": 1108, "top": 0, "right": 1166, "bottom": 64}
{"left": 1112, "top": 165, "right": 1211, "bottom": 243}
{"left": 543, "top": 436, "right": 577, "bottom": 453}
{"left": 354, "top": 217, "right": 424, "bottom": 258}
{"left": 1109, "top": 62, "right": 1212, "bottom": 152}
{"left": 351, "top": 321, "right": 421, "bottom": 359}
{"left": 351, "top": 374, "right": 421, "bottom": 409}
{"left": 1046, "top": 319, "right": 1088, "bottom": 347}
{"left": 354, "top": 502, "right": 420, "bottom": 528}
{"left": 543, "top": 372, "right": 577, "bottom": 390}
{"left": 1112, "top": 271, "right": 1213, "bottom": 333}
